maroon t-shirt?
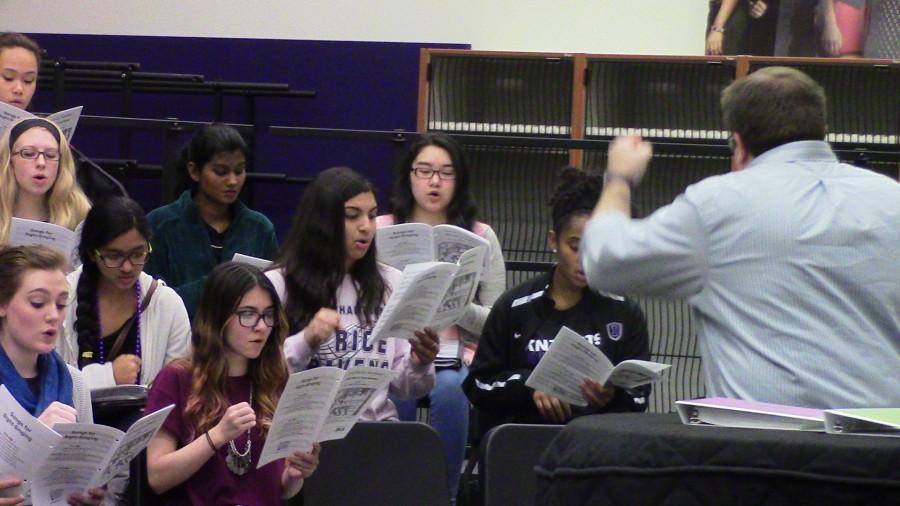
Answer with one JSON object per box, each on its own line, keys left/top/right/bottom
{"left": 145, "top": 363, "right": 285, "bottom": 505}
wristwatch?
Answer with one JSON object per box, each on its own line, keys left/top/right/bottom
{"left": 710, "top": 26, "right": 726, "bottom": 33}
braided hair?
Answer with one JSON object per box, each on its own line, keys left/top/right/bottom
{"left": 548, "top": 166, "right": 603, "bottom": 235}
{"left": 74, "top": 197, "right": 151, "bottom": 357}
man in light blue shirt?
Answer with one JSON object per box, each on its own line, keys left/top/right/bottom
{"left": 581, "top": 66, "right": 900, "bottom": 409}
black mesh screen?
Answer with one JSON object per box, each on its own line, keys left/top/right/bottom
{"left": 748, "top": 62, "right": 900, "bottom": 145}
{"left": 428, "top": 56, "right": 574, "bottom": 135}
{"left": 585, "top": 59, "right": 736, "bottom": 139}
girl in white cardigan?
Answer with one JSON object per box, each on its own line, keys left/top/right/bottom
{"left": 59, "top": 197, "right": 190, "bottom": 390}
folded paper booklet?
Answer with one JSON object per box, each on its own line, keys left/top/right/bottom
{"left": 0, "top": 386, "right": 173, "bottom": 505}
{"left": 376, "top": 223, "right": 490, "bottom": 271}
{"left": 257, "top": 366, "right": 395, "bottom": 467}
{"left": 824, "top": 408, "right": 900, "bottom": 437}
{"left": 30, "top": 404, "right": 174, "bottom": 506}
{"left": 524, "top": 326, "right": 671, "bottom": 407}
{"left": 369, "top": 245, "right": 486, "bottom": 343}
{"left": 9, "top": 217, "right": 82, "bottom": 268}
{"left": 676, "top": 397, "right": 825, "bottom": 431}
{"left": 231, "top": 252, "right": 273, "bottom": 270}
{"left": 0, "top": 100, "right": 83, "bottom": 140}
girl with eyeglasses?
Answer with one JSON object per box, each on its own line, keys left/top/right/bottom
{"left": 145, "top": 262, "right": 319, "bottom": 505}
{"left": 0, "top": 116, "right": 91, "bottom": 245}
{"left": 59, "top": 196, "right": 190, "bottom": 394}
{"left": 145, "top": 123, "right": 279, "bottom": 319}
{"left": 267, "top": 166, "right": 439, "bottom": 422}
{"left": 378, "top": 133, "right": 505, "bottom": 504}
{"left": 0, "top": 245, "right": 104, "bottom": 506}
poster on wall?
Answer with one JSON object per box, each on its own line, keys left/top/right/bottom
{"left": 704, "top": 0, "right": 899, "bottom": 58}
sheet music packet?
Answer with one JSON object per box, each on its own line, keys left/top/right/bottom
{"left": 369, "top": 245, "right": 486, "bottom": 343}
{"left": 376, "top": 223, "right": 490, "bottom": 271}
{"left": 9, "top": 217, "right": 82, "bottom": 269}
{"left": 0, "top": 100, "right": 83, "bottom": 141}
{"left": 0, "top": 386, "right": 61, "bottom": 501}
{"left": 524, "top": 326, "right": 671, "bottom": 407}
{"left": 231, "top": 253, "right": 273, "bottom": 270}
{"left": 30, "top": 404, "right": 175, "bottom": 505}
{"left": 257, "top": 366, "right": 395, "bottom": 467}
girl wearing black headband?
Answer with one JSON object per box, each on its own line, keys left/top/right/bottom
{"left": 0, "top": 116, "right": 91, "bottom": 245}
{"left": 463, "top": 166, "right": 651, "bottom": 440}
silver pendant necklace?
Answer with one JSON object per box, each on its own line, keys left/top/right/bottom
{"left": 225, "top": 385, "right": 253, "bottom": 476}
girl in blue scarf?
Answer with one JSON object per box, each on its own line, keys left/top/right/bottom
{"left": 0, "top": 245, "right": 103, "bottom": 506}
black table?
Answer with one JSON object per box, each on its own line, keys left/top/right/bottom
{"left": 535, "top": 413, "right": 900, "bottom": 506}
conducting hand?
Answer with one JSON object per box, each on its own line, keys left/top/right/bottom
{"left": 284, "top": 442, "right": 321, "bottom": 481}
{"left": 532, "top": 391, "right": 572, "bottom": 423}
{"left": 581, "top": 379, "right": 615, "bottom": 409}
{"left": 410, "top": 328, "right": 439, "bottom": 366}
{"left": 304, "top": 308, "right": 341, "bottom": 348}
{"left": 607, "top": 136, "right": 653, "bottom": 186}
{"left": 37, "top": 401, "right": 78, "bottom": 428}
{"left": 112, "top": 354, "right": 142, "bottom": 384}
{"left": 211, "top": 402, "right": 256, "bottom": 444}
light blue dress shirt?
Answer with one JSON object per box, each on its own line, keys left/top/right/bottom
{"left": 582, "top": 141, "right": 900, "bottom": 409}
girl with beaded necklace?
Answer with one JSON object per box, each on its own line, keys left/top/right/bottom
{"left": 58, "top": 196, "right": 190, "bottom": 395}
{"left": 145, "top": 262, "right": 319, "bottom": 505}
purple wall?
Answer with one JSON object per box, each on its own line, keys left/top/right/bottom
{"left": 30, "top": 33, "right": 467, "bottom": 237}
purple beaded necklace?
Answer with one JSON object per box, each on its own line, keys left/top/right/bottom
{"left": 96, "top": 279, "right": 143, "bottom": 384}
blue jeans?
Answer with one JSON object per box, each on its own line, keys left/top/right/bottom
{"left": 395, "top": 366, "right": 469, "bottom": 505}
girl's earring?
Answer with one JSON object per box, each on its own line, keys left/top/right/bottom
{"left": 552, "top": 248, "right": 558, "bottom": 253}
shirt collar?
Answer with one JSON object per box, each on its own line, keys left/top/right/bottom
{"left": 746, "top": 140, "right": 838, "bottom": 170}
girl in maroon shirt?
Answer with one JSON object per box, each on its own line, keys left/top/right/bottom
{"left": 145, "top": 262, "right": 319, "bottom": 505}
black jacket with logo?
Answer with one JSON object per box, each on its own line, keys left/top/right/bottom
{"left": 462, "top": 269, "right": 651, "bottom": 440}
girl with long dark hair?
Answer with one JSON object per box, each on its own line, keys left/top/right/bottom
{"left": 380, "top": 134, "right": 505, "bottom": 502}
{"left": 59, "top": 196, "right": 190, "bottom": 390}
{"left": 145, "top": 262, "right": 319, "bottom": 505}
{"left": 267, "top": 166, "right": 439, "bottom": 421}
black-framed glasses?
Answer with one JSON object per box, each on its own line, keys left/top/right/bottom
{"left": 234, "top": 309, "right": 276, "bottom": 328}
{"left": 411, "top": 165, "right": 456, "bottom": 180}
{"left": 95, "top": 245, "right": 152, "bottom": 268}
{"left": 13, "top": 147, "right": 61, "bottom": 163}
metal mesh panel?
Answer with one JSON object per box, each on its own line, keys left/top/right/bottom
{"left": 428, "top": 56, "right": 574, "bottom": 135}
{"left": 585, "top": 60, "right": 736, "bottom": 140}
{"left": 463, "top": 145, "right": 569, "bottom": 262}
{"left": 583, "top": 148, "right": 731, "bottom": 412}
{"left": 748, "top": 62, "right": 900, "bottom": 145}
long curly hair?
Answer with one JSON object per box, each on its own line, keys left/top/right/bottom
{"left": 74, "top": 197, "right": 151, "bottom": 359}
{"left": 273, "top": 166, "right": 388, "bottom": 333}
{"left": 0, "top": 117, "right": 91, "bottom": 244}
{"left": 181, "top": 262, "right": 289, "bottom": 439}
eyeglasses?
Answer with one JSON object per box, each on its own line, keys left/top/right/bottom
{"left": 234, "top": 309, "right": 276, "bottom": 328}
{"left": 411, "top": 165, "right": 456, "bottom": 180}
{"left": 95, "top": 245, "right": 152, "bottom": 268}
{"left": 13, "top": 147, "right": 61, "bottom": 163}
